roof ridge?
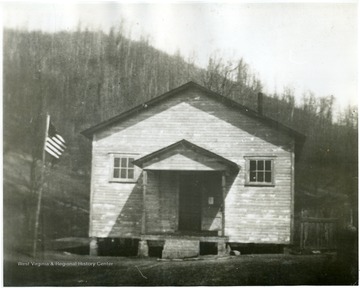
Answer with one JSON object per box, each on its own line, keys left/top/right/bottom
{"left": 81, "top": 81, "right": 305, "bottom": 143}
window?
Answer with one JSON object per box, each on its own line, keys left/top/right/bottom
{"left": 111, "top": 155, "right": 136, "bottom": 181}
{"left": 245, "top": 157, "right": 275, "bottom": 186}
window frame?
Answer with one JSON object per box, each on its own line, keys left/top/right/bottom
{"left": 109, "top": 153, "right": 138, "bottom": 183}
{"left": 244, "top": 156, "right": 276, "bottom": 187}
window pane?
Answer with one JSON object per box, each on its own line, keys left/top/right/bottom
{"left": 113, "top": 169, "right": 120, "bottom": 178}
{"left": 265, "top": 172, "right": 272, "bottom": 183}
{"left": 250, "top": 160, "right": 256, "bottom": 171}
{"left": 128, "top": 158, "right": 134, "bottom": 168}
{"left": 258, "top": 160, "right": 264, "bottom": 170}
{"left": 265, "top": 160, "right": 271, "bottom": 170}
{"left": 128, "top": 169, "right": 134, "bottom": 179}
{"left": 121, "top": 158, "right": 127, "bottom": 168}
{"left": 120, "top": 169, "right": 127, "bottom": 178}
{"left": 112, "top": 156, "right": 137, "bottom": 180}
{"left": 247, "top": 159, "right": 273, "bottom": 185}
{"left": 250, "top": 171, "right": 257, "bottom": 182}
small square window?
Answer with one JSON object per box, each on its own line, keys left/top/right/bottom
{"left": 111, "top": 155, "right": 137, "bottom": 182}
{"left": 245, "top": 158, "right": 275, "bottom": 186}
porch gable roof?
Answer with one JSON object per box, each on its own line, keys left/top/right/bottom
{"left": 133, "top": 139, "right": 239, "bottom": 171}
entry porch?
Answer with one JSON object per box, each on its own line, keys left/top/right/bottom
{"left": 133, "top": 140, "right": 239, "bottom": 258}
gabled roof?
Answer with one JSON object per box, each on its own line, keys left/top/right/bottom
{"left": 133, "top": 139, "right": 239, "bottom": 171}
{"left": 81, "top": 81, "right": 305, "bottom": 144}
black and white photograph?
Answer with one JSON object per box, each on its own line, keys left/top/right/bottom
{"left": 2, "top": 1, "right": 358, "bottom": 286}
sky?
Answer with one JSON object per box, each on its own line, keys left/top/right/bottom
{"left": 2, "top": 1, "right": 358, "bottom": 111}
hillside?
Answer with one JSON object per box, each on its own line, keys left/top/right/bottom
{"left": 3, "top": 28, "right": 357, "bottom": 252}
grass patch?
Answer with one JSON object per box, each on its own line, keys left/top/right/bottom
{"left": 4, "top": 251, "right": 356, "bottom": 286}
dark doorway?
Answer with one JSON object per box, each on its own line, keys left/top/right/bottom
{"left": 179, "top": 174, "right": 203, "bottom": 231}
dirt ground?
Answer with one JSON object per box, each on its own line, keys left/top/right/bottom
{"left": 3, "top": 248, "right": 357, "bottom": 286}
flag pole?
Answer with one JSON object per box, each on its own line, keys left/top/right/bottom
{"left": 33, "top": 113, "right": 50, "bottom": 257}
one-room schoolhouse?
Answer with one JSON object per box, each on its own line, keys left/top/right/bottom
{"left": 81, "top": 81, "right": 305, "bottom": 258}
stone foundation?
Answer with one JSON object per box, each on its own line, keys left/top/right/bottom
{"left": 138, "top": 240, "right": 149, "bottom": 257}
{"left": 217, "top": 241, "right": 227, "bottom": 255}
{"left": 162, "top": 239, "right": 200, "bottom": 259}
{"left": 89, "top": 238, "right": 98, "bottom": 256}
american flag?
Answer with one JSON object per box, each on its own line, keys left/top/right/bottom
{"left": 45, "top": 122, "right": 67, "bottom": 159}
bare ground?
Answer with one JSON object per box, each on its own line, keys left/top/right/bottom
{"left": 3, "top": 248, "right": 356, "bottom": 286}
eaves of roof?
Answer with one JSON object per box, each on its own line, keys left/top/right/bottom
{"left": 81, "top": 81, "right": 306, "bottom": 145}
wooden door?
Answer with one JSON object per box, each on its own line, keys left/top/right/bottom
{"left": 178, "top": 174, "right": 202, "bottom": 231}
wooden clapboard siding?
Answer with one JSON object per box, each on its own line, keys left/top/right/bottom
{"left": 90, "top": 88, "right": 294, "bottom": 243}
{"left": 145, "top": 171, "right": 178, "bottom": 233}
{"left": 201, "top": 173, "right": 222, "bottom": 232}
{"left": 225, "top": 154, "right": 293, "bottom": 243}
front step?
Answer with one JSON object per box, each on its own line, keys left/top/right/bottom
{"left": 138, "top": 235, "right": 229, "bottom": 259}
{"left": 162, "top": 239, "right": 200, "bottom": 259}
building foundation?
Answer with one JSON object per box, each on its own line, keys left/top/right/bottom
{"left": 89, "top": 237, "right": 98, "bottom": 256}
{"left": 138, "top": 240, "right": 149, "bottom": 257}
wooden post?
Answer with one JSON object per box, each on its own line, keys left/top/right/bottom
{"left": 138, "top": 239, "right": 149, "bottom": 257}
{"left": 316, "top": 222, "right": 320, "bottom": 249}
{"left": 89, "top": 237, "right": 98, "bottom": 256}
{"left": 175, "top": 173, "right": 179, "bottom": 230}
{"left": 300, "top": 221, "right": 304, "bottom": 250}
{"left": 290, "top": 150, "right": 295, "bottom": 244}
{"left": 221, "top": 172, "right": 226, "bottom": 237}
{"left": 33, "top": 114, "right": 50, "bottom": 257}
{"left": 141, "top": 170, "right": 147, "bottom": 235}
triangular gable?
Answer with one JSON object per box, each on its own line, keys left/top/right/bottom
{"left": 133, "top": 139, "right": 239, "bottom": 171}
{"left": 81, "top": 82, "right": 305, "bottom": 146}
